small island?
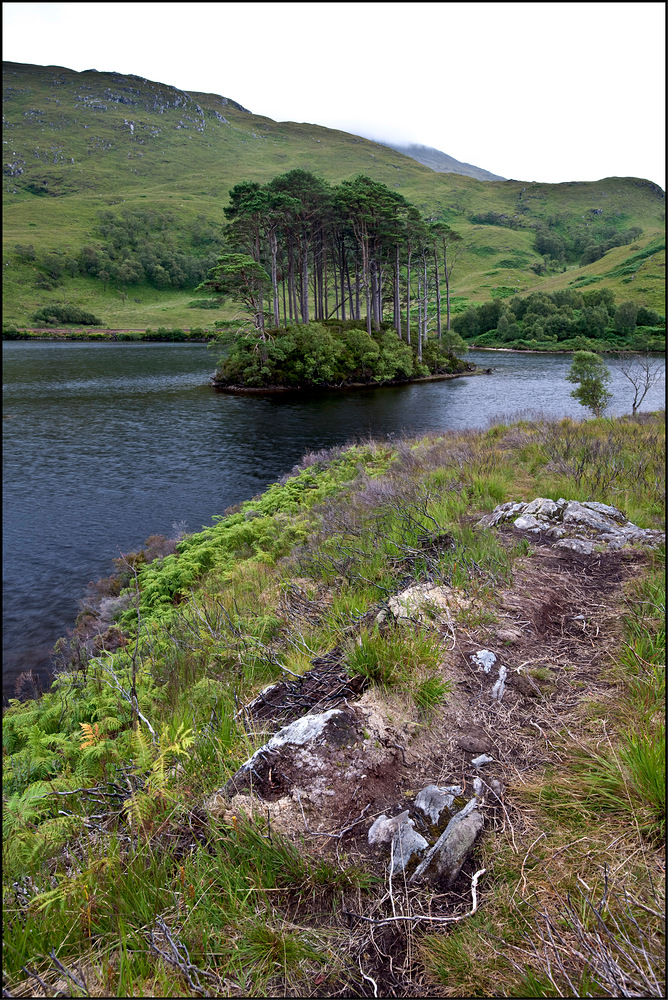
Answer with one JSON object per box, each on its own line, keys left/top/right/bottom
{"left": 209, "top": 319, "right": 476, "bottom": 392}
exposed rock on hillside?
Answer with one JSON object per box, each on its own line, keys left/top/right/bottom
{"left": 477, "top": 497, "right": 665, "bottom": 554}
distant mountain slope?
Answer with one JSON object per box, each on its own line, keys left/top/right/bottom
{"left": 378, "top": 141, "right": 505, "bottom": 181}
{"left": 2, "top": 61, "right": 665, "bottom": 328}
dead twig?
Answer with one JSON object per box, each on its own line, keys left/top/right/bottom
{"left": 346, "top": 867, "right": 486, "bottom": 927}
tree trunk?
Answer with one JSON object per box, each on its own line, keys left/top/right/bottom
{"left": 395, "top": 245, "right": 402, "bottom": 339}
{"left": 288, "top": 242, "right": 295, "bottom": 322}
{"left": 301, "top": 237, "right": 309, "bottom": 324}
{"left": 434, "top": 248, "right": 441, "bottom": 340}
{"left": 378, "top": 266, "right": 384, "bottom": 326}
{"left": 355, "top": 261, "right": 360, "bottom": 321}
{"left": 322, "top": 243, "right": 329, "bottom": 316}
{"left": 340, "top": 252, "right": 346, "bottom": 320}
{"left": 406, "top": 248, "right": 411, "bottom": 346}
{"left": 417, "top": 267, "right": 422, "bottom": 362}
{"left": 370, "top": 259, "right": 379, "bottom": 331}
{"left": 423, "top": 254, "right": 428, "bottom": 344}
{"left": 444, "top": 244, "right": 451, "bottom": 331}
{"left": 270, "top": 230, "right": 280, "bottom": 329}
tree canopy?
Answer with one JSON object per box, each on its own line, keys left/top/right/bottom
{"left": 566, "top": 351, "right": 613, "bottom": 417}
{"left": 199, "top": 170, "right": 463, "bottom": 353}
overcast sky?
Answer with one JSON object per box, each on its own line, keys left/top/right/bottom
{"left": 3, "top": 1, "right": 665, "bottom": 187}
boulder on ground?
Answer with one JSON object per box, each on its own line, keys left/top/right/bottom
{"left": 476, "top": 498, "right": 664, "bottom": 552}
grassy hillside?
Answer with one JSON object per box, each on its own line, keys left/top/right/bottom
{"left": 3, "top": 61, "right": 665, "bottom": 329}
{"left": 3, "top": 413, "right": 664, "bottom": 996}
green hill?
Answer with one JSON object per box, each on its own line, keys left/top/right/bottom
{"left": 3, "top": 61, "right": 665, "bottom": 330}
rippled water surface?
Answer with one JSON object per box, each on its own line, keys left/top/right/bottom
{"left": 3, "top": 342, "right": 664, "bottom": 695}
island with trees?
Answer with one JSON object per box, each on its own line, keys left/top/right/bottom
{"left": 195, "top": 171, "right": 476, "bottom": 389}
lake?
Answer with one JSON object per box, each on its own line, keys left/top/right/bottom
{"left": 2, "top": 342, "right": 664, "bottom": 697}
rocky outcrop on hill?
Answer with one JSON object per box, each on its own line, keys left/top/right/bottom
{"left": 476, "top": 497, "right": 665, "bottom": 555}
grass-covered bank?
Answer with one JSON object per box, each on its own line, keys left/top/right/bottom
{"left": 3, "top": 413, "right": 665, "bottom": 997}
{"left": 2, "top": 324, "right": 220, "bottom": 342}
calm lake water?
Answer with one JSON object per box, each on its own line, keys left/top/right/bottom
{"left": 2, "top": 342, "right": 665, "bottom": 697}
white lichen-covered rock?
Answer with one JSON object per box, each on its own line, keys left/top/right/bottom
{"left": 414, "top": 784, "right": 463, "bottom": 824}
{"left": 476, "top": 497, "right": 664, "bottom": 552}
{"left": 471, "top": 649, "right": 497, "bottom": 673}
{"left": 386, "top": 583, "right": 471, "bottom": 623}
{"left": 523, "top": 497, "right": 561, "bottom": 518}
{"left": 213, "top": 708, "right": 362, "bottom": 801}
{"left": 368, "top": 811, "right": 428, "bottom": 873}
{"left": 513, "top": 513, "right": 547, "bottom": 533}
{"left": 491, "top": 664, "right": 508, "bottom": 701}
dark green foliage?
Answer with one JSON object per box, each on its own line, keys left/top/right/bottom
{"left": 453, "top": 286, "right": 666, "bottom": 351}
{"left": 188, "top": 297, "right": 224, "bottom": 309}
{"left": 71, "top": 209, "right": 224, "bottom": 291}
{"left": 212, "top": 322, "right": 467, "bottom": 388}
{"left": 636, "top": 306, "right": 664, "bottom": 327}
{"left": 31, "top": 304, "right": 103, "bottom": 325}
{"left": 605, "top": 236, "right": 665, "bottom": 279}
{"left": 615, "top": 301, "right": 639, "bottom": 335}
{"left": 533, "top": 213, "right": 643, "bottom": 266}
{"left": 2, "top": 324, "right": 30, "bottom": 339}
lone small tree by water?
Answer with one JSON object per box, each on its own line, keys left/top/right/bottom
{"left": 566, "top": 350, "right": 612, "bottom": 417}
{"left": 617, "top": 352, "right": 664, "bottom": 415}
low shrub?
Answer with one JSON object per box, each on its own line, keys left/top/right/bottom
{"left": 31, "top": 304, "right": 103, "bottom": 326}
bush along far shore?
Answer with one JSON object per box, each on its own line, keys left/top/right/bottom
{"left": 2, "top": 323, "right": 222, "bottom": 342}
{"left": 454, "top": 286, "right": 666, "bottom": 353}
{"left": 211, "top": 319, "right": 473, "bottom": 389}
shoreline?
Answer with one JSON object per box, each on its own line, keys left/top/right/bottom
{"left": 210, "top": 367, "right": 490, "bottom": 394}
{"left": 3, "top": 328, "right": 216, "bottom": 342}
{"left": 470, "top": 344, "right": 667, "bottom": 356}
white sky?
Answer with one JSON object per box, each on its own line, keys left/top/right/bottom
{"left": 3, "top": 1, "right": 665, "bottom": 187}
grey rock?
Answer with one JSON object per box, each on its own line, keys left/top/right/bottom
{"left": 476, "top": 502, "right": 525, "bottom": 528}
{"left": 472, "top": 776, "right": 485, "bottom": 799}
{"left": 368, "top": 811, "right": 428, "bottom": 873}
{"left": 545, "top": 526, "right": 567, "bottom": 539}
{"left": 562, "top": 505, "right": 617, "bottom": 533}
{"left": 491, "top": 664, "right": 508, "bottom": 701}
{"left": 579, "top": 501, "right": 627, "bottom": 522}
{"left": 523, "top": 498, "right": 559, "bottom": 518}
{"left": 218, "top": 708, "right": 360, "bottom": 799}
{"left": 410, "top": 797, "right": 484, "bottom": 886}
{"left": 471, "top": 753, "right": 494, "bottom": 768}
{"left": 554, "top": 537, "right": 596, "bottom": 555}
{"left": 513, "top": 514, "right": 543, "bottom": 533}
{"left": 415, "top": 784, "right": 463, "bottom": 823}
{"left": 477, "top": 496, "right": 664, "bottom": 553}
